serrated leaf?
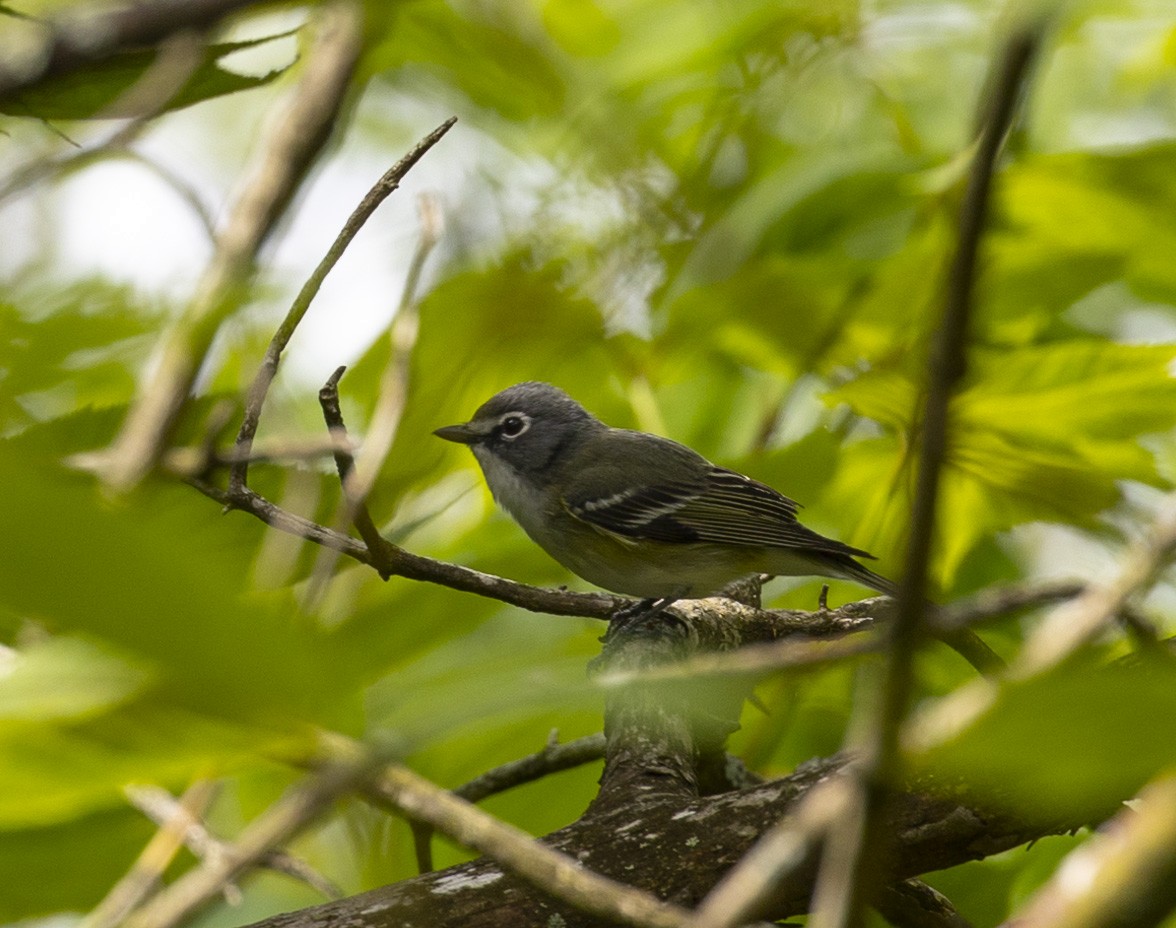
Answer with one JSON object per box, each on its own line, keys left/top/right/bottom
{"left": 826, "top": 339, "right": 1176, "bottom": 586}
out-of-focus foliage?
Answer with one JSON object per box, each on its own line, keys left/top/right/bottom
{"left": 0, "top": 31, "right": 296, "bottom": 119}
{"left": 3, "top": 0, "right": 1176, "bottom": 924}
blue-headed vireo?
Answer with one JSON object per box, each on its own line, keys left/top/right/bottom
{"left": 434, "top": 382, "right": 894, "bottom": 607}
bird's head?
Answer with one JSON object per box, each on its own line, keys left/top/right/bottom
{"left": 434, "top": 381, "right": 601, "bottom": 484}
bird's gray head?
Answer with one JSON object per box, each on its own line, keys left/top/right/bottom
{"left": 434, "top": 382, "right": 602, "bottom": 483}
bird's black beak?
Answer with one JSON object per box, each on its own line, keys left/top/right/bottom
{"left": 433, "top": 423, "right": 483, "bottom": 445}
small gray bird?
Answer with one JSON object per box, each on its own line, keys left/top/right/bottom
{"left": 434, "top": 382, "right": 895, "bottom": 610}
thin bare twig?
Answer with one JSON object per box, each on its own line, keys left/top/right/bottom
{"left": 80, "top": 781, "right": 219, "bottom": 928}
{"left": 125, "top": 784, "right": 344, "bottom": 902}
{"left": 317, "top": 366, "right": 388, "bottom": 558}
{"left": 935, "top": 580, "right": 1084, "bottom": 630}
{"left": 229, "top": 123, "right": 455, "bottom": 496}
{"left": 369, "top": 759, "right": 694, "bottom": 928}
{"left": 305, "top": 194, "right": 445, "bottom": 599}
{"left": 409, "top": 732, "right": 607, "bottom": 872}
{"left": 100, "top": 0, "right": 364, "bottom": 491}
{"left": 342, "top": 193, "right": 443, "bottom": 505}
{"left": 810, "top": 27, "right": 1042, "bottom": 928}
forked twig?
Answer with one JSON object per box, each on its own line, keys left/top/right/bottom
{"left": 304, "top": 194, "right": 443, "bottom": 600}
{"left": 80, "top": 780, "right": 219, "bottom": 928}
{"left": 407, "top": 732, "right": 607, "bottom": 872}
{"left": 229, "top": 122, "right": 455, "bottom": 496}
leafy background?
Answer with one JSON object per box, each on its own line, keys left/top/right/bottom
{"left": 3, "top": 0, "right": 1176, "bottom": 924}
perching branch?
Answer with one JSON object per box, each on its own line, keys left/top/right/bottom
{"left": 809, "top": 25, "right": 1043, "bottom": 928}
{"left": 101, "top": 0, "right": 364, "bottom": 490}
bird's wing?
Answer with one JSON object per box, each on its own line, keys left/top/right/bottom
{"left": 564, "top": 465, "right": 873, "bottom": 559}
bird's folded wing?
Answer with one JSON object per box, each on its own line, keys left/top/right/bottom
{"left": 564, "top": 466, "right": 871, "bottom": 558}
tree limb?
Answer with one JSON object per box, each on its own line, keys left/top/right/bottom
{"left": 240, "top": 754, "right": 1085, "bottom": 928}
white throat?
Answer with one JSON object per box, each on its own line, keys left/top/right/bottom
{"left": 472, "top": 447, "right": 549, "bottom": 539}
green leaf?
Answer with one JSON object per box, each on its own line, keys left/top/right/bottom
{"left": 0, "top": 806, "right": 154, "bottom": 921}
{"left": 0, "top": 636, "right": 152, "bottom": 723}
{"left": 826, "top": 339, "right": 1176, "bottom": 586}
{"left": 367, "top": 3, "right": 565, "bottom": 120}
{"left": 0, "top": 288, "right": 155, "bottom": 433}
{"left": 0, "top": 31, "right": 295, "bottom": 120}
{"left": 0, "top": 701, "right": 306, "bottom": 828}
{"left": 914, "top": 653, "right": 1176, "bottom": 820}
{"left": 0, "top": 446, "right": 358, "bottom": 727}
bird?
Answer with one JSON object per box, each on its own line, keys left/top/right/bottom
{"left": 434, "top": 381, "right": 894, "bottom": 615}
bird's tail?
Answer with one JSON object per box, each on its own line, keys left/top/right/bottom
{"left": 805, "top": 551, "right": 896, "bottom": 597}
{"left": 836, "top": 559, "right": 896, "bottom": 597}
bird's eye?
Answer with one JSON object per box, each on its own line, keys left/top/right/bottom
{"left": 498, "top": 414, "right": 529, "bottom": 439}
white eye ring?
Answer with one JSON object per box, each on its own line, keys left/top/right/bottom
{"left": 498, "top": 412, "right": 530, "bottom": 440}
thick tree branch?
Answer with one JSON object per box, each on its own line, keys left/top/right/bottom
{"left": 367, "top": 760, "right": 695, "bottom": 928}
{"left": 874, "top": 879, "right": 975, "bottom": 928}
{"left": 241, "top": 754, "right": 1085, "bottom": 928}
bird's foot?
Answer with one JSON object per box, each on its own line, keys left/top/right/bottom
{"left": 604, "top": 596, "right": 681, "bottom": 642}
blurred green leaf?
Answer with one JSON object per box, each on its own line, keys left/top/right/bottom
{"left": 914, "top": 653, "right": 1176, "bottom": 820}
{"left": 0, "top": 806, "right": 153, "bottom": 921}
{"left": 826, "top": 339, "right": 1176, "bottom": 586}
{"left": 0, "top": 31, "right": 295, "bottom": 120}
{"left": 368, "top": 2, "right": 565, "bottom": 120}
{"left": 0, "top": 636, "right": 152, "bottom": 722}
{"left": 0, "top": 701, "right": 303, "bottom": 829}
{"left": 0, "top": 288, "right": 155, "bottom": 433}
